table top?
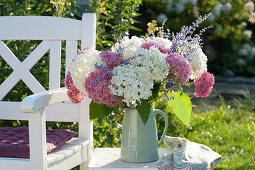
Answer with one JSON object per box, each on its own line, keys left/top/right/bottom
{"left": 87, "top": 148, "right": 171, "bottom": 170}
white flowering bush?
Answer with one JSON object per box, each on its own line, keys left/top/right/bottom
{"left": 139, "top": 0, "right": 255, "bottom": 76}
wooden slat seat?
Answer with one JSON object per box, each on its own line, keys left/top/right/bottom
{"left": 0, "top": 138, "right": 89, "bottom": 170}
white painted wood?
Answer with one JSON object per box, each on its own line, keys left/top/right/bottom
{"left": 0, "top": 16, "right": 82, "bottom": 40}
{"left": 79, "top": 97, "right": 91, "bottom": 139}
{"left": 0, "top": 138, "right": 89, "bottom": 170}
{"left": 47, "top": 138, "right": 89, "bottom": 164}
{"left": 21, "top": 88, "right": 69, "bottom": 113}
{"left": 49, "top": 41, "right": 62, "bottom": 90}
{"left": 48, "top": 147, "right": 87, "bottom": 170}
{"left": 81, "top": 13, "right": 96, "bottom": 49}
{"left": 28, "top": 108, "right": 47, "bottom": 170}
{"left": 0, "top": 73, "right": 20, "bottom": 101}
{"left": 0, "top": 158, "right": 29, "bottom": 170}
{"left": 21, "top": 71, "right": 46, "bottom": 95}
{"left": 79, "top": 97, "right": 93, "bottom": 170}
{"left": 65, "top": 41, "right": 78, "bottom": 75}
{"left": 88, "top": 148, "right": 171, "bottom": 170}
{"left": 0, "top": 13, "right": 96, "bottom": 170}
{"left": 0, "top": 40, "right": 55, "bottom": 100}
{"left": 0, "top": 102, "right": 80, "bottom": 122}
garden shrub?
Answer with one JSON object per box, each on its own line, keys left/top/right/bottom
{"left": 88, "top": 0, "right": 142, "bottom": 50}
{"left": 135, "top": 0, "right": 255, "bottom": 76}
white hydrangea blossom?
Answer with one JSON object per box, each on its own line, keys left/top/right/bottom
{"left": 249, "top": 12, "right": 255, "bottom": 23}
{"left": 244, "top": 1, "right": 254, "bottom": 11}
{"left": 111, "top": 36, "right": 145, "bottom": 60}
{"left": 177, "top": 45, "right": 208, "bottom": 79}
{"left": 175, "top": 3, "right": 185, "bottom": 13}
{"left": 69, "top": 49, "right": 102, "bottom": 94}
{"left": 157, "top": 13, "right": 167, "bottom": 23}
{"left": 110, "top": 64, "right": 154, "bottom": 107}
{"left": 189, "top": 0, "right": 197, "bottom": 6}
{"left": 222, "top": 3, "right": 232, "bottom": 13}
{"left": 134, "top": 47, "right": 169, "bottom": 82}
{"left": 213, "top": 3, "right": 223, "bottom": 16}
{"left": 186, "top": 47, "right": 208, "bottom": 79}
{"left": 146, "top": 37, "right": 172, "bottom": 49}
{"left": 243, "top": 30, "right": 252, "bottom": 38}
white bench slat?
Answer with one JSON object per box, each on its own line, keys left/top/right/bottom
{"left": 0, "top": 73, "right": 20, "bottom": 101}
{"left": 21, "top": 71, "right": 46, "bottom": 94}
{"left": 0, "top": 40, "right": 60, "bottom": 100}
{"left": 0, "top": 102, "right": 80, "bottom": 122}
{"left": 47, "top": 138, "right": 89, "bottom": 167}
{"left": 66, "top": 40, "right": 78, "bottom": 75}
{"left": 0, "top": 157, "right": 29, "bottom": 170}
{"left": 0, "top": 16, "right": 82, "bottom": 40}
{"left": 0, "top": 138, "right": 89, "bottom": 170}
{"left": 49, "top": 41, "right": 62, "bottom": 90}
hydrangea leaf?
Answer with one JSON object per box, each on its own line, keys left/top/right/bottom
{"left": 89, "top": 101, "right": 113, "bottom": 120}
{"left": 167, "top": 91, "right": 191, "bottom": 126}
{"left": 136, "top": 99, "right": 151, "bottom": 124}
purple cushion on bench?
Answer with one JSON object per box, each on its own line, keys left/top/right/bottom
{"left": 0, "top": 127, "right": 75, "bottom": 158}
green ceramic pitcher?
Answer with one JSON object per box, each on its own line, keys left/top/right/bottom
{"left": 121, "top": 107, "right": 168, "bottom": 162}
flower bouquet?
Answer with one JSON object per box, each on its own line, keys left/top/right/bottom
{"left": 65, "top": 14, "right": 215, "bottom": 162}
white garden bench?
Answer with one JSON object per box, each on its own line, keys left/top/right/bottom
{"left": 0, "top": 13, "right": 96, "bottom": 170}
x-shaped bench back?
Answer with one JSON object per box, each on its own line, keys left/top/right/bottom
{"left": 0, "top": 40, "right": 61, "bottom": 100}
{"left": 0, "top": 15, "right": 96, "bottom": 102}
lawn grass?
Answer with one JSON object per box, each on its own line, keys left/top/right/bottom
{"left": 156, "top": 94, "right": 255, "bottom": 169}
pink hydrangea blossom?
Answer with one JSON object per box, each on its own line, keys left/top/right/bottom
{"left": 141, "top": 41, "right": 170, "bottom": 54}
{"left": 100, "top": 51, "right": 124, "bottom": 68}
{"left": 85, "top": 69, "right": 119, "bottom": 107}
{"left": 194, "top": 71, "right": 215, "bottom": 97}
{"left": 65, "top": 71, "right": 85, "bottom": 103}
{"left": 166, "top": 53, "right": 192, "bottom": 83}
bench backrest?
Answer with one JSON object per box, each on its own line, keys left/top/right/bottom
{"left": 0, "top": 14, "right": 96, "bottom": 122}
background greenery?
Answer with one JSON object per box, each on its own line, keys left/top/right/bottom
{"left": 0, "top": 0, "right": 255, "bottom": 169}
{"left": 134, "top": 0, "right": 255, "bottom": 77}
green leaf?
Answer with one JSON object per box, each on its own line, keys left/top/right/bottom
{"left": 167, "top": 91, "right": 192, "bottom": 126}
{"left": 89, "top": 101, "right": 113, "bottom": 120}
{"left": 136, "top": 99, "right": 151, "bottom": 124}
{"left": 148, "top": 82, "right": 161, "bottom": 101}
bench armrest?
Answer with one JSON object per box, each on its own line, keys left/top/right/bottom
{"left": 21, "top": 88, "right": 69, "bottom": 113}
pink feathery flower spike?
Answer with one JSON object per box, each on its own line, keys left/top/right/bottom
{"left": 65, "top": 71, "right": 85, "bottom": 103}
{"left": 100, "top": 51, "right": 124, "bottom": 68}
{"left": 166, "top": 53, "right": 192, "bottom": 83}
{"left": 85, "top": 68, "right": 119, "bottom": 107}
{"left": 194, "top": 71, "right": 215, "bottom": 97}
{"left": 141, "top": 41, "right": 170, "bottom": 54}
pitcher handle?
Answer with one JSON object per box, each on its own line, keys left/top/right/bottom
{"left": 153, "top": 109, "right": 168, "bottom": 147}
